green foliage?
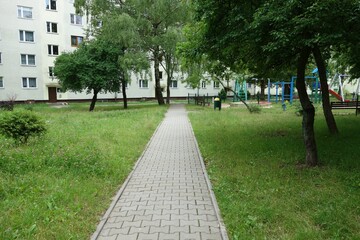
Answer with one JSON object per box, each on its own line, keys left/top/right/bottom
{"left": 54, "top": 39, "right": 125, "bottom": 111}
{"left": 54, "top": 39, "right": 123, "bottom": 95}
{"left": 74, "top": 0, "right": 190, "bottom": 104}
{"left": 0, "top": 110, "right": 46, "bottom": 144}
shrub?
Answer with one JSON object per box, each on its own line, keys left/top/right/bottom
{"left": 0, "top": 110, "right": 47, "bottom": 143}
{"left": 0, "top": 101, "right": 14, "bottom": 111}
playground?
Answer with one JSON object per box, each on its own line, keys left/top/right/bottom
{"left": 188, "top": 69, "right": 360, "bottom": 115}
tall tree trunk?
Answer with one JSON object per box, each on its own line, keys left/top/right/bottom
{"left": 121, "top": 77, "right": 128, "bottom": 109}
{"left": 260, "top": 79, "right": 266, "bottom": 100}
{"left": 154, "top": 46, "right": 165, "bottom": 105}
{"left": 165, "top": 54, "right": 172, "bottom": 105}
{"left": 296, "top": 49, "right": 318, "bottom": 166}
{"left": 89, "top": 89, "right": 99, "bottom": 112}
{"left": 312, "top": 46, "right": 339, "bottom": 134}
{"left": 166, "top": 75, "right": 171, "bottom": 104}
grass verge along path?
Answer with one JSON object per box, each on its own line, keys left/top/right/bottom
{"left": 0, "top": 103, "right": 167, "bottom": 239}
{"left": 188, "top": 103, "right": 360, "bottom": 240}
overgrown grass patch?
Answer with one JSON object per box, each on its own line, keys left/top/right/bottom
{"left": 0, "top": 102, "right": 167, "bottom": 239}
{"left": 188, "top": 103, "right": 360, "bottom": 239}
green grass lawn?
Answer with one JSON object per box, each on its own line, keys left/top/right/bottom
{"left": 0, "top": 102, "right": 167, "bottom": 239}
{"left": 188, "top": 102, "right": 360, "bottom": 240}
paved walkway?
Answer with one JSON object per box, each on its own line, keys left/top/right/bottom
{"left": 92, "top": 104, "right": 228, "bottom": 240}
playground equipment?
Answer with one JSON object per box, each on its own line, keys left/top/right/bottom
{"left": 267, "top": 78, "right": 295, "bottom": 104}
{"left": 233, "top": 78, "right": 247, "bottom": 102}
{"left": 329, "top": 73, "right": 349, "bottom": 102}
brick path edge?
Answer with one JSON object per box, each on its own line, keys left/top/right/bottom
{"left": 90, "top": 121, "right": 164, "bottom": 240}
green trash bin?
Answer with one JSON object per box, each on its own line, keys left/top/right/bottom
{"left": 214, "top": 97, "right": 221, "bottom": 110}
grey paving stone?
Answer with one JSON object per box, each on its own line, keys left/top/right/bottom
{"left": 96, "top": 235, "right": 117, "bottom": 240}
{"left": 116, "top": 234, "right": 138, "bottom": 240}
{"left": 138, "top": 233, "right": 159, "bottom": 240}
{"left": 180, "top": 232, "right": 202, "bottom": 240}
{"left": 91, "top": 105, "right": 227, "bottom": 240}
{"left": 201, "top": 232, "right": 223, "bottom": 240}
{"left": 158, "top": 232, "right": 180, "bottom": 240}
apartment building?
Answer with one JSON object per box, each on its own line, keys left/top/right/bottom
{"left": 0, "top": 0, "right": 224, "bottom": 102}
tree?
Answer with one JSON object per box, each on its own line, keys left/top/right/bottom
{"left": 75, "top": 0, "right": 189, "bottom": 105}
{"left": 54, "top": 39, "right": 123, "bottom": 111}
{"left": 98, "top": 13, "right": 150, "bottom": 109}
{"left": 159, "top": 27, "right": 183, "bottom": 104}
{"left": 190, "top": 0, "right": 360, "bottom": 166}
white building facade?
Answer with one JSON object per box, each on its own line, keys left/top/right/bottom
{"left": 0, "top": 0, "right": 225, "bottom": 102}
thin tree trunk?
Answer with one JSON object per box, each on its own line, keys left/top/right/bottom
{"left": 89, "top": 89, "right": 99, "bottom": 112}
{"left": 312, "top": 46, "right": 339, "bottom": 134}
{"left": 121, "top": 77, "right": 128, "bottom": 109}
{"left": 165, "top": 54, "right": 172, "bottom": 105}
{"left": 296, "top": 49, "right": 318, "bottom": 166}
{"left": 154, "top": 46, "right": 165, "bottom": 105}
{"left": 166, "top": 75, "right": 171, "bottom": 104}
{"left": 260, "top": 79, "right": 266, "bottom": 100}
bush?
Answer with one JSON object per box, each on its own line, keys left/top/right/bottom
{"left": 0, "top": 101, "right": 14, "bottom": 111}
{"left": 0, "top": 110, "right": 47, "bottom": 143}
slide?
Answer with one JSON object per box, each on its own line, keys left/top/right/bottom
{"left": 329, "top": 89, "right": 349, "bottom": 102}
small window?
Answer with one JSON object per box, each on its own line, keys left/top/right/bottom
{"left": 48, "top": 45, "right": 59, "bottom": 55}
{"left": 0, "top": 52, "right": 2, "bottom": 64}
{"left": 201, "top": 81, "right": 206, "bottom": 89}
{"left": 70, "top": 14, "right": 82, "bottom": 25}
{"left": 46, "top": 0, "right": 57, "bottom": 10}
{"left": 19, "top": 30, "right": 34, "bottom": 42}
{"left": 0, "top": 77, "right": 4, "bottom": 88}
{"left": 22, "top": 77, "right": 37, "bottom": 88}
{"left": 139, "top": 79, "right": 149, "bottom": 88}
{"left": 49, "top": 66, "right": 55, "bottom": 77}
{"left": 170, "top": 80, "right": 178, "bottom": 88}
{"left": 46, "top": 22, "right": 58, "bottom": 33}
{"left": 18, "top": 6, "right": 33, "bottom": 19}
{"left": 159, "top": 71, "right": 163, "bottom": 79}
{"left": 213, "top": 81, "right": 220, "bottom": 89}
{"left": 21, "top": 54, "right": 36, "bottom": 66}
{"left": 71, "top": 35, "right": 83, "bottom": 47}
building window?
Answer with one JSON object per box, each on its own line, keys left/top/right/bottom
{"left": 46, "top": 0, "right": 57, "bottom": 10}
{"left": 22, "top": 77, "right": 37, "bottom": 88}
{"left": 159, "top": 71, "right": 163, "bottom": 79}
{"left": 18, "top": 6, "right": 33, "bottom": 19}
{"left": 71, "top": 36, "right": 83, "bottom": 47}
{"left": 21, "top": 54, "right": 36, "bottom": 66}
{"left": 139, "top": 79, "right": 149, "bottom": 88}
{"left": 48, "top": 45, "right": 59, "bottom": 55}
{"left": 0, "top": 77, "right": 3, "bottom": 88}
{"left": 70, "top": 14, "right": 82, "bottom": 25}
{"left": 0, "top": 52, "right": 2, "bottom": 64}
{"left": 49, "top": 66, "right": 55, "bottom": 77}
{"left": 201, "top": 81, "right": 206, "bottom": 89}
{"left": 46, "top": 22, "right": 58, "bottom": 33}
{"left": 213, "top": 81, "right": 220, "bottom": 89}
{"left": 19, "top": 30, "right": 34, "bottom": 42}
{"left": 170, "top": 80, "right": 178, "bottom": 88}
